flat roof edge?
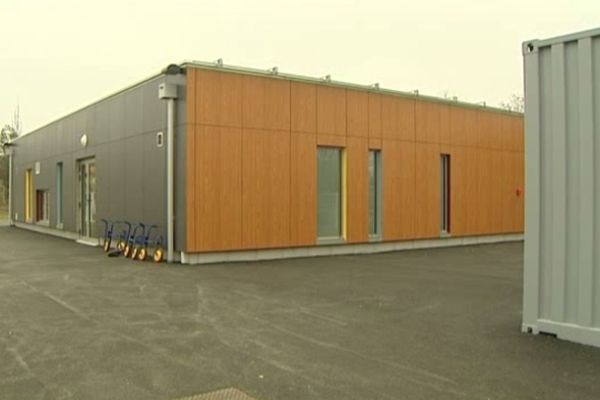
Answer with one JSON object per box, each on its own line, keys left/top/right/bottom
{"left": 179, "top": 60, "right": 523, "bottom": 117}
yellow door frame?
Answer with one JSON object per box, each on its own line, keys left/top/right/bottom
{"left": 25, "top": 169, "right": 33, "bottom": 222}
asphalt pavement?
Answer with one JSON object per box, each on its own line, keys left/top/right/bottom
{"left": 1, "top": 226, "right": 599, "bottom": 400}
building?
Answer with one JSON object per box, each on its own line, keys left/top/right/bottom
{"left": 522, "top": 27, "right": 600, "bottom": 347}
{"left": 9, "top": 61, "right": 524, "bottom": 263}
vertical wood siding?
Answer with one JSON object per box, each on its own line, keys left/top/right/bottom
{"left": 186, "top": 68, "right": 524, "bottom": 252}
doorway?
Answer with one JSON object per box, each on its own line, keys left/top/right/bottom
{"left": 78, "top": 158, "right": 96, "bottom": 238}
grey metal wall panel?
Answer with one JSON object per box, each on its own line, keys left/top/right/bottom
{"left": 523, "top": 28, "right": 600, "bottom": 347}
{"left": 9, "top": 74, "right": 182, "bottom": 247}
{"left": 124, "top": 135, "right": 144, "bottom": 223}
{"left": 125, "top": 87, "right": 144, "bottom": 138}
{"left": 108, "top": 96, "right": 126, "bottom": 142}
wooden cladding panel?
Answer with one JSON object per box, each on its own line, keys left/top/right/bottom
{"left": 382, "top": 140, "right": 402, "bottom": 240}
{"left": 500, "top": 115, "right": 513, "bottom": 150}
{"left": 242, "top": 129, "right": 291, "bottom": 249}
{"left": 489, "top": 113, "right": 503, "bottom": 150}
{"left": 464, "top": 109, "right": 479, "bottom": 148}
{"left": 397, "top": 142, "right": 417, "bottom": 239}
{"left": 414, "top": 143, "right": 441, "bottom": 238}
{"left": 187, "top": 69, "right": 197, "bottom": 126}
{"left": 369, "top": 137, "right": 382, "bottom": 150}
{"left": 316, "top": 86, "right": 346, "bottom": 136}
{"left": 368, "top": 93, "right": 382, "bottom": 138}
{"left": 346, "top": 137, "right": 369, "bottom": 243}
{"left": 489, "top": 150, "right": 503, "bottom": 232}
{"left": 476, "top": 112, "right": 493, "bottom": 149}
{"left": 242, "top": 76, "right": 290, "bottom": 130}
{"left": 449, "top": 107, "right": 467, "bottom": 146}
{"left": 347, "top": 90, "right": 369, "bottom": 137}
{"left": 185, "top": 68, "right": 525, "bottom": 252}
{"left": 192, "top": 125, "right": 242, "bottom": 251}
{"left": 439, "top": 104, "right": 451, "bottom": 145}
{"left": 381, "top": 140, "right": 417, "bottom": 240}
{"left": 382, "top": 96, "right": 415, "bottom": 142}
{"left": 477, "top": 112, "right": 502, "bottom": 150}
{"left": 464, "top": 148, "right": 480, "bottom": 234}
{"left": 450, "top": 107, "right": 478, "bottom": 147}
{"left": 476, "top": 149, "right": 494, "bottom": 234}
{"left": 195, "top": 69, "right": 242, "bottom": 127}
{"left": 186, "top": 71, "right": 197, "bottom": 250}
{"left": 449, "top": 147, "right": 467, "bottom": 235}
{"left": 317, "top": 134, "right": 346, "bottom": 148}
{"left": 416, "top": 101, "right": 440, "bottom": 144}
{"left": 291, "top": 82, "right": 317, "bottom": 133}
{"left": 514, "top": 117, "right": 525, "bottom": 152}
{"left": 291, "top": 133, "right": 317, "bottom": 246}
{"left": 447, "top": 147, "right": 479, "bottom": 235}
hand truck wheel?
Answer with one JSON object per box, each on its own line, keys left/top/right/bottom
{"left": 153, "top": 247, "right": 164, "bottom": 263}
{"left": 137, "top": 247, "right": 147, "bottom": 261}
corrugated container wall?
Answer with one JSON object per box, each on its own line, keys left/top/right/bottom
{"left": 523, "top": 28, "right": 600, "bottom": 347}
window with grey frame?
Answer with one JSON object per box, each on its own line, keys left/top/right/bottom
{"left": 317, "top": 147, "right": 343, "bottom": 240}
{"left": 56, "top": 162, "right": 64, "bottom": 228}
{"left": 368, "top": 149, "right": 382, "bottom": 238}
{"left": 440, "top": 154, "right": 450, "bottom": 234}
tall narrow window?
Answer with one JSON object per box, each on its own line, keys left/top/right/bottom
{"left": 56, "top": 162, "right": 64, "bottom": 228}
{"left": 368, "top": 150, "right": 382, "bottom": 238}
{"left": 25, "top": 169, "right": 33, "bottom": 222}
{"left": 440, "top": 154, "right": 450, "bottom": 234}
{"left": 317, "top": 147, "right": 343, "bottom": 240}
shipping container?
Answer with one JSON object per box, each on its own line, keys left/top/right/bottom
{"left": 522, "top": 27, "right": 600, "bottom": 347}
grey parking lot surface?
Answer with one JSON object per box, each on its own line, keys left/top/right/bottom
{"left": 1, "top": 226, "right": 599, "bottom": 400}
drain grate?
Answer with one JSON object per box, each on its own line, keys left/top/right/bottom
{"left": 174, "top": 387, "right": 258, "bottom": 400}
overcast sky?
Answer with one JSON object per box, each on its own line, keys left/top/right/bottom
{"left": 0, "top": 0, "right": 598, "bottom": 133}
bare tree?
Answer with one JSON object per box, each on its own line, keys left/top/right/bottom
{"left": 1, "top": 123, "right": 19, "bottom": 209}
{"left": 0, "top": 124, "right": 18, "bottom": 155}
{"left": 12, "top": 104, "right": 22, "bottom": 136}
{"left": 500, "top": 94, "right": 524, "bottom": 113}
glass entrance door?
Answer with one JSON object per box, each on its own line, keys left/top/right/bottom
{"left": 78, "top": 158, "right": 96, "bottom": 238}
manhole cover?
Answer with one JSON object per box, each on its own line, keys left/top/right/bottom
{"left": 174, "top": 387, "right": 258, "bottom": 400}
